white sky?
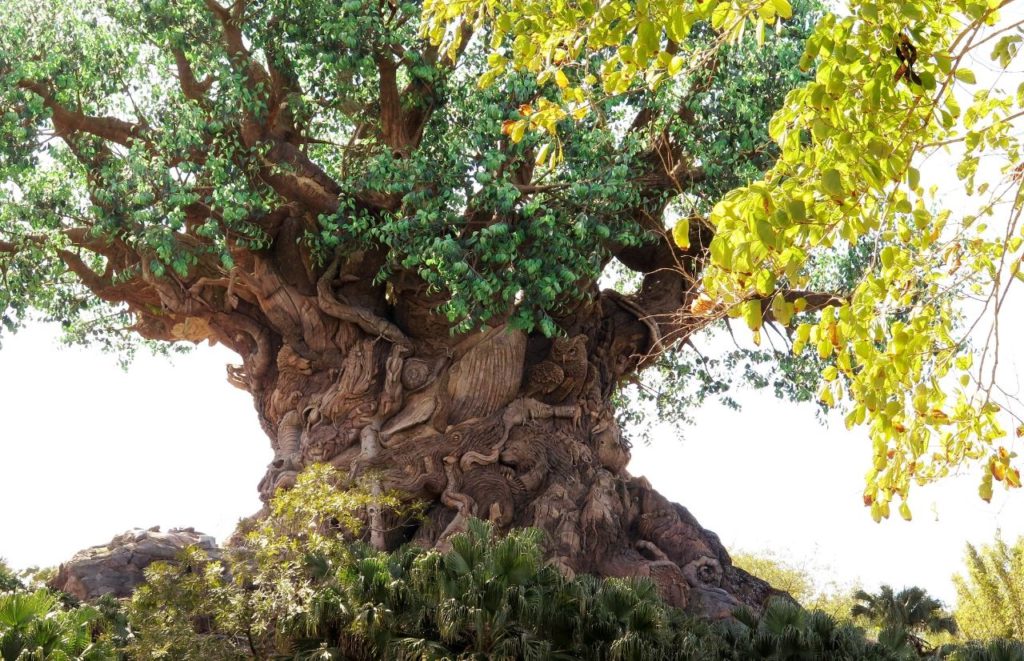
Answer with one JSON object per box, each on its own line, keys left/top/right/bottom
{"left": 0, "top": 322, "right": 1022, "bottom": 606}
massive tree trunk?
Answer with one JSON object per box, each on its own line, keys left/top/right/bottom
{"left": 0, "top": 1, "right": 798, "bottom": 619}
{"left": 245, "top": 261, "right": 779, "bottom": 619}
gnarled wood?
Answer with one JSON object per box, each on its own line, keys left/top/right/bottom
{"left": 243, "top": 287, "right": 782, "bottom": 619}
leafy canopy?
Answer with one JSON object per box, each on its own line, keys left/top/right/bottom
{"left": 425, "top": 0, "right": 1024, "bottom": 517}
{"left": 1, "top": 0, "right": 1023, "bottom": 519}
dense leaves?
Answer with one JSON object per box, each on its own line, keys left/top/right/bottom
{"left": 852, "top": 585, "right": 958, "bottom": 656}
{"left": 953, "top": 533, "right": 1024, "bottom": 641}
{"left": 2, "top": 0, "right": 1024, "bottom": 517}
{"left": 110, "top": 467, "right": 932, "bottom": 660}
{"left": 425, "top": 0, "right": 1024, "bottom": 513}
{"left": 0, "top": 589, "right": 114, "bottom": 660}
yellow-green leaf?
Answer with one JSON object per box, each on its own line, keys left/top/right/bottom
{"left": 673, "top": 217, "right": 690, "bottom": 249}
{"left": 955, "top": 68, "right": 977, "bottom": 84}
{"left": 821, "top": 168, "right": 844, "bottom": 197}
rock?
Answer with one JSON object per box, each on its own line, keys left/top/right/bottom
{"left": 50, "top": 526, "right": 221, "bottom": 601}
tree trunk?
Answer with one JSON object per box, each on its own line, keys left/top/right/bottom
{"left": 249, "top": 286, "right": 780, "bottom": 619}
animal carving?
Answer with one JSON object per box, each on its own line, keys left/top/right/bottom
{"left": 523, "top": 334, "right": 589, "bottom": 403}
{"left": 446, "top": 326, "right": 526, "bottom": 423}
{"left": 258, "top": 410, "right": 304, "bottom": 500}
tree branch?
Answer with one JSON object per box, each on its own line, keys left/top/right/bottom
{"left": 317, "top": 257, "right": 411, "bottom": 348}
{"left": 171, "top": 48, "right": 213, "bottom": 104}
{"left": 18, "top": 81, "right": 140, "bottom": 145}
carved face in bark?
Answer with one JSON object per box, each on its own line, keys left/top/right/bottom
{"left": 234, "top": 287, "right": 776, "bottom": 619}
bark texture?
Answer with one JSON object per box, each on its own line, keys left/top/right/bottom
{"left": 247, "top": 278, "right": 779, "bottom": 619}
{"left": 0, "top": 3, "right": 805, "bottom": 618}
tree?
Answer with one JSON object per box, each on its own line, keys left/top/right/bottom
{"left": 0, "top": 561, "right": 22, "bottom": 594}
{"left": 851, "top": 585, "right": 957, "bottom": 655}
{"left": 730, "top": 550, "right": 860, "bottom": 620}
{"left": 953, "top": 533, "right": 1024, "bottom": 641}
{"left": 0, "top": 589, "right": 112, "bottom": 660}
{"left": 2, "top": 0, "right": 1023, "bottom": 617}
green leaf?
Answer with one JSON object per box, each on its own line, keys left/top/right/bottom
{"left": 821, "top": 168, "right": 844, "bottom": 197}
{"left": 637, "top": 20, "right": 659, "bottom": 56}
{"left": 755, "top": 269, "right": 776, "bottom": 296}
{"left": 955, "top": 69, "right": 977, "bottom": 84}
{"left": 668, "top": 55, "right": 684, "bottom": 76}
{"left": 742, "top": 299, "right": 763, "bottom": 331}
{"left": 672, "top": 217, "right": 690, "bottom": 249}
{"left": 772, "top": 0, "right": 793, "bottom": 19}
{"left": 907, "top": 167, "right": 920, "bottom": 190}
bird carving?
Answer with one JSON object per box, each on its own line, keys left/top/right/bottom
{"left": 523, "top": 334, "right": 589, "bottom": 403}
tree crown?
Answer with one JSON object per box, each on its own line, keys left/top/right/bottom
{"left": 1, "top": 0, "right": 1023, "bottom": 517}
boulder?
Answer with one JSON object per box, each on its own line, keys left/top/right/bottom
{"left": 50, "top": 526, "right": 221, "bottom": 601}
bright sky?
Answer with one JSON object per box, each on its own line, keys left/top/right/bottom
{"left": 1, "top": 321, "right": 1022, "bottom": 606}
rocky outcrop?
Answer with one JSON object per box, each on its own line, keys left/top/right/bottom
{"left": 50, "top": 526, "right": 220, "bottom": 601}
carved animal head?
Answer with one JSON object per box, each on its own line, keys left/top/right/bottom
{"left": 593, "top": 418, "right": 629, "bottom": 473}
{"left": 276, "top": 345, "right": 311, "bottom": 374}
{"left": 682, "top": 557, "right": 723, "bottom": 587}
{"left": 551, "top": 335, "right": 587, "bottom": 363}
{"left": 302, "top": 424, "right": 349, "bottom": 463}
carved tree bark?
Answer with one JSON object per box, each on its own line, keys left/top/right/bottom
{"left": 245, "top": 273, "right": 781, "bottom": 619}
{"left": 0, "top": 2, "right": 818, "bottom": 620}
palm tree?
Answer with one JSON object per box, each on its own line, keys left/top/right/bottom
{"left": 852, "top": 585, "right": 957, "bottom": 655}
{"left": 951, "top": 639, "right": 1024, "bottom": 661}
{"left": 720, "top": 598, "right": 901, "bottom": 660}
{"left": 0, "top": 589, "right": 110, "bottom": 661}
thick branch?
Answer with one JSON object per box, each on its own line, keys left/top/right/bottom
{"left": 377, "top": 54, "right": 405, "bottom": 154}
{"left": 204, "top": 0, "right": 254, "bottom": 67}
{"left": 18, "top": 81, "right": 140, "bottom": 145}
{"left": 171, "top": 49, "right": 213, "bottom": 104}
{"left": 317, "top": 258, "right": 411, "bottom": 348}
{"left": 56, "top": 249, "right": 117, "bottom": 299}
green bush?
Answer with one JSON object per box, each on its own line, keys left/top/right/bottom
{"left": 116, "top": 465, "right": 901, "bottom": 660}
{"left": 12, "top": 466, "right": 1024, "bottom": 660}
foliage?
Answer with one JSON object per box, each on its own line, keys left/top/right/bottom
{"left": 126, "top": 546, "right": 244, "bottom": 660}
{"left": 733, "top": 550, "right": 817, "bottom": 604}
{"left": 949, "top": 638, "right": 1024, "bottom": 661}
{"left": 0, "top": 589, "right": 115, "bottom": 660}
{"left": 851, "top": 585, "right": 958, "bottom": 656}
{"left": 953, "top": 532, "right": 1024, "bottom": 641}
{"left": 10, "top": 466, "right": 1023, "bottom": 660}
{"left": 731, "top": 549, "right": 861, "bottom": 620}
{"left": 123, "top": 465, "right": 716, "bottom": 659}
{"left": 116, "top": 465, "right": 913, "bottom": 660}
{"left": 425, "top": 0, "right": 1024, "bottom": 514}
{"left": 0, "top": 561, "right": 22, "bottom": 594}
{"left": 722, "top": 597, "right": 903, "bottom": 660}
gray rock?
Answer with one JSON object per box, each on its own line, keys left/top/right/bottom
{"left": 50, "top": 526, "right": 222, "bottom": 601}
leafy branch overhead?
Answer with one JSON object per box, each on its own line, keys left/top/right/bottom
{"left": 426, "top": 0, "right": 1024, "bottom": 517}
{"left": 1, "top": 0, "right": 1023, "bottom": 522}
